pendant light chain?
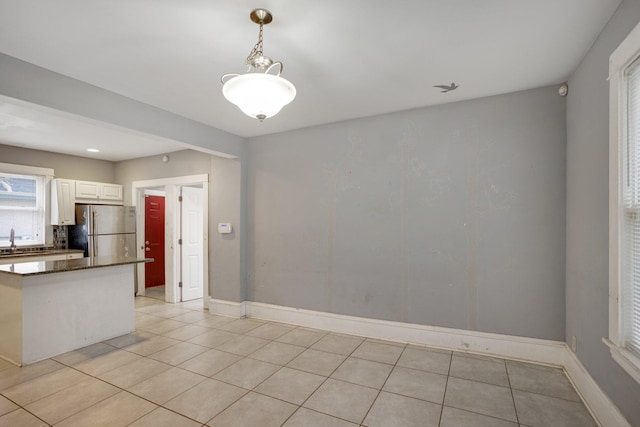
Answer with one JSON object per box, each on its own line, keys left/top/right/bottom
{"left": 246, "top": 22, "right": 264, "bottom": 65}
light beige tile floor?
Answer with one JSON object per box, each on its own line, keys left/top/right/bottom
{"left": 143, "top": 285, "right": 165, "bottom": 301}
{"left": 0, "top": 296, "right": 598, "bottom": 426}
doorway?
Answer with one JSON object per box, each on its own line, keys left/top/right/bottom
{"left": 132, "top": 174, "right": 209, "bottom": 307}
{"left": 144, "top": 190, "right": 166, "bottom": 301}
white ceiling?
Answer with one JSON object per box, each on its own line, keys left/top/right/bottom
{"left": 0, "top": 96, "right": 189, "bottom": 161}
{"left": 0, "top": 0, "right": 623, "bottom": 160}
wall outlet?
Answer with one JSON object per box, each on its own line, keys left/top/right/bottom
{"left": 571, "top": 335, "right": 577, "bottom": 352}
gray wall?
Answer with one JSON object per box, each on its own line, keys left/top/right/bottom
{"left": 210, "top": 155, "right": 244, "bottom": 302}
{"left": 115, "top": 150, "right": 212, "bottom": 205}
{"left": 0, "top": 143, "right": 115, "bottom": 182}
{"left": 247, "top": 86, "right": 566, "bottom": 340}
{"left": 115, "top": 149, "right": 244, "bottom": 302}
{"left": 566, "top": 0, "right": 640, "bottom": 424}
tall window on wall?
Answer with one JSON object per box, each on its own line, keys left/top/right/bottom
{"left": 0, "top": 163, "right": 52, "bottom": 248}
{"left": 609, "top": 22, "right": 640, "bottom": 384}
{"left": 623, "top": 60, "right": 640, "bottom": 355}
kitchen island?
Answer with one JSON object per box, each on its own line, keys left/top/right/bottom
{"left": 0, "top": 256, "right": 148, "bottom": 366}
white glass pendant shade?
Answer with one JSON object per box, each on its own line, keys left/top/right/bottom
{"left": 222, "top": 73, "right": 296, "bottom": 121}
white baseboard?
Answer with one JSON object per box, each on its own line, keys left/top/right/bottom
{"left": 563, "top": 347, "right": 631, "bottom": 427}
{"left": 211, "top": 298, "right": 629, "bottom": 427}
{"left": 208, "top": 298, "right": 245, "bottom": 318}
{"left": 245, "top": 301, "right": 566, "bottom": 366}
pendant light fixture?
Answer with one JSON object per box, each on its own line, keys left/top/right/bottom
{"left": 221, "top": 9, "right": 296, "bottom": 122}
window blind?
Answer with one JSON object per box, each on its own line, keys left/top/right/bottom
{"left": 623, "top": 58, "right": 640, "bottom": 357}
{"left": 0, "top": 172, "right": 45, "bottom": 246}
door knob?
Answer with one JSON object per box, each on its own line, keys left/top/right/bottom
{"left": 145, "top": 247, "right": 151, "bottom": 251}
{"left": 145, "top": 241, "right": 150, "bottom": 245}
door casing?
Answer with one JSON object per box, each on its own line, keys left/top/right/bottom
{"left": 132, "top": 174, "right": 208, "bottom": 307}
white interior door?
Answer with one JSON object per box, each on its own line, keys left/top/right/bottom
{"left": 180, "top": 186, "right": 204, "bottom": 301}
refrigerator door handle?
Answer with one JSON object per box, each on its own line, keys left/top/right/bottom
{"left": 92, "top": 210, "right": 97, "bottom": 257}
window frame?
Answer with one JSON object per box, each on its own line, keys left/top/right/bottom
{"left": 607, "top": 21, "right": 640, "bottom": 384}
{"left": 0, "top": 162, "right": 53, "bottom": 248}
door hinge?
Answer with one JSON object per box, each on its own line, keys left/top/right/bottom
{"left": 178, "top": 238, "right": 182, "bottom": 245}
{"left": 179, "top": 281, "right": 183, "bottom": 288}
{"left": 178, "top": 196, "right": 183, "bottom": 202}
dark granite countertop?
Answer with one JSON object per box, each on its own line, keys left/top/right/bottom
{"left": 0, "top": 256, "right": 151, "bottom": 277}
{"left": 0, "top": 248, "right": 85, "bottom": 260}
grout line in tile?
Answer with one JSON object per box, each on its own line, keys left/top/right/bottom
{"left": 277, "top": 334, "right": 373, "bottom": 426}
{"left": 436, "top": 350, "right": 454, "bottom": 427}
{"left": 46, "top": 339, "right": 217, "bottom": 424}
{"left": 176, "top": 379, "right": 251, "bottom": 426}
{"left": 447, "top": 373, "right": 512, "bottom": 389}
{"left": 504, "top": 358, "right": 520, "bottom": 425}
{"left": 509, "top": 386, "right": 588, "bottom": 404}
{"left": 441, "top": 404, "right": 527, "bottom": 426}
{"left": 344, "top": 340, "right": 408, "bottom": 426}
{"left": 7, "top": 405, "right": 52, "bottom": 427}
{"left": 282, "top": 405, "right": 360, "bottom": 427}
{"left": 58, "top": 361, "right": 208, "bottom": 426}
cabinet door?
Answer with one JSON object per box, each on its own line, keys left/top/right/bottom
{"left": 51, "top": 179, "right": 76, "bottom": 225}
{"left": 100, "top": 183, "right": 123, "bottom": 201}
{"left": 75, "top": 181, "right": 100, "bottom": 199}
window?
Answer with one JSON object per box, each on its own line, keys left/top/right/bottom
{"left": 623, "top": 59, "right": 640, "bottom": 358}
{"left": 0, "top": 162, "right": 53, "bottom": 248}
{"left": 608, "top": 21, "right": 640, "bottom": 384}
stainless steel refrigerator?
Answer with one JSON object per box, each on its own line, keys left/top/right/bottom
{"left": 68, "top": 205, "right": 136, "bottom": 258}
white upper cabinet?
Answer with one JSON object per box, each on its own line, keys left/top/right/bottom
{"left": 51, "top": 180, "right": 124, "bottom": 218}
{"left": 51, "top": 179, "right": 76, "bottom": 225}
{"left": 75, "top": 180, "right": 123, "bottom": 204}
{"left": 100, "top": 183, "right": 124, "bottom": 201}
{"left": 75, "top": 180, "right": 100, "bottom": 199}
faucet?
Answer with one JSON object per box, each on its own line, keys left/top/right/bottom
{"left": 9, "top": 228, "right": 16, "bottom": 252}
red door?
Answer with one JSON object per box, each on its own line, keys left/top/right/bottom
{"left": 144, "top": 195, "right": 165, "bottom": 287}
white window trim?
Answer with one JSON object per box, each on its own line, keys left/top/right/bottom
{"left": 608, "top": 21, "right": 640, "bottom": 383}
{"left": 0, "top": 162, "right": 54, "bottom": 247}
{"left": 0, "top": 162, "right": 54, "bottom": 178}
